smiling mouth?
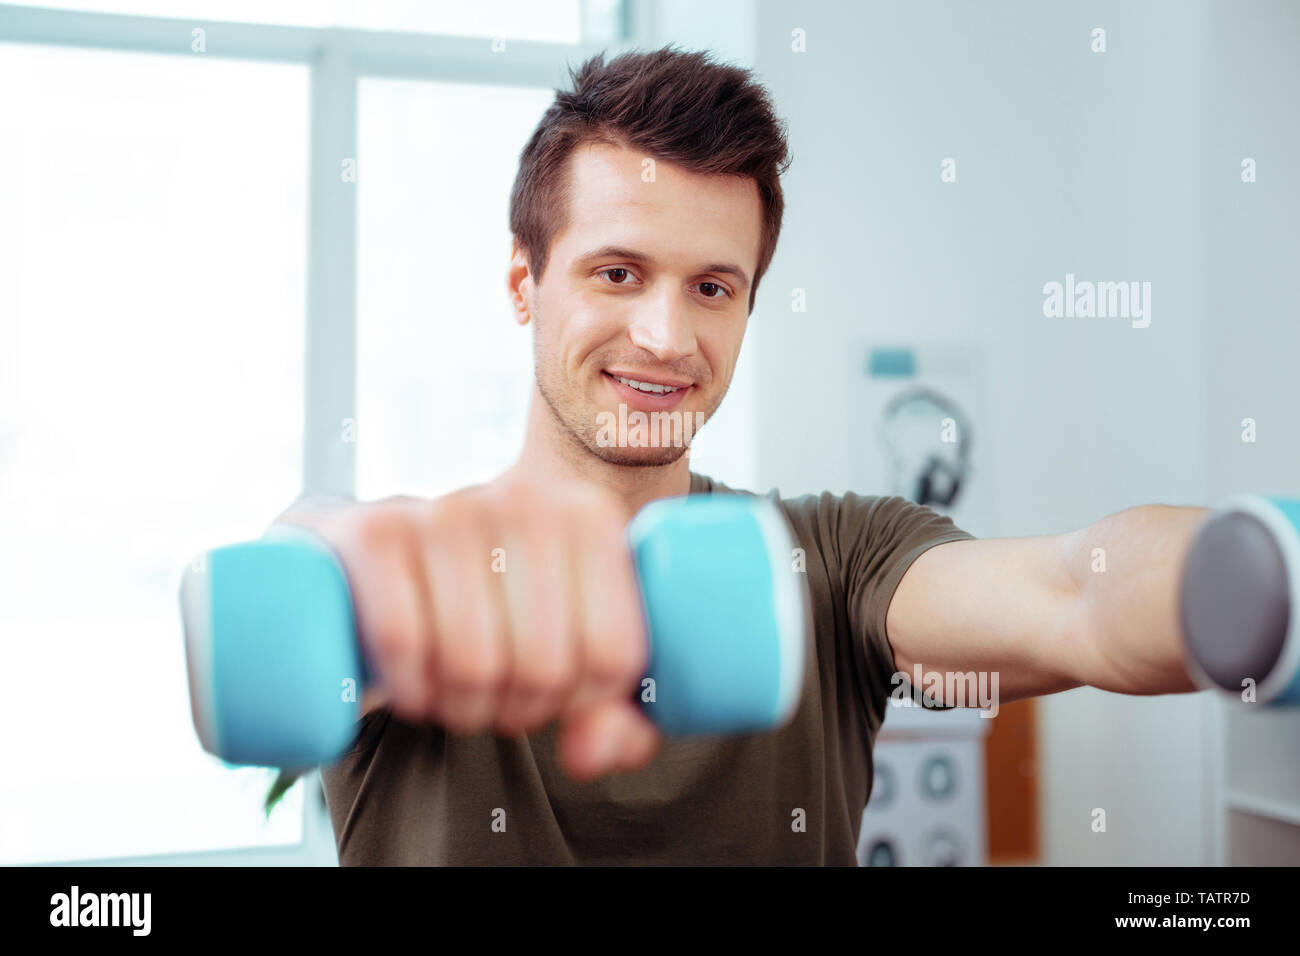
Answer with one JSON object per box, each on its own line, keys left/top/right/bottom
{"left": 603, "top": 371, "right": 690, "bottom": 395}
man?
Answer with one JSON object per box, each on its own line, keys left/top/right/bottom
{"left": 280, "top": 47, "right": 1207, "bottom": 865}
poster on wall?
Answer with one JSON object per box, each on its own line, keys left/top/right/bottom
{"left": 854, "top": 342, "right": 993, "bottom": 541}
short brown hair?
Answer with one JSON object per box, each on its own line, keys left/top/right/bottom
{"left": 509, "top": 45, "right": 792, "bottom": 314}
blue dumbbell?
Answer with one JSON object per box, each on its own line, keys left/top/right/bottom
{"left": 181, "top": 494, "right": 808, "bottom": 768}
{"left": 1180, "top": 494, "right": 1300, "bottom": 706}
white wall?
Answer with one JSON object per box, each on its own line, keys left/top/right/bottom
{"left": 747, "top": 0, "right": 1215, "bottom": 863}
{"left": 1202, "top": 0, "right": 1300, "bottom": 499}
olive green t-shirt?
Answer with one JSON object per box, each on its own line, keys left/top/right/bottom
{"left": 319, "top": 471, "right": 974, "bottom": 865}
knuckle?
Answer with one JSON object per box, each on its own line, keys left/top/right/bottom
{"left": 346, "top": 505, "right": 411, "bottom": 557}
{"left": 510, "top": 650, "right": 574, "bottom": 697}
{"left": 585, "top": 636, "right": 644, "bottom": 687}
{"left": 505, "top": 496, "right": 552, "bottom": 540}
{"left": 419, "top": 494, "right": 482, "bottom": 543}
{"left": 482, "top": 475, "right": 535, "bottom": 511}
{"left": 588, "top": 587, "right": 647, "bottom": 651}
{"left": 567, "top": 485, "right": 622, "bottom": 531}
{"left": 440, "top": 637, "right": 507, "bottom": 693}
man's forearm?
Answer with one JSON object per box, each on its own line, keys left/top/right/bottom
{"left": 1065, "top": 503, "right": 1212, "bottom": 695}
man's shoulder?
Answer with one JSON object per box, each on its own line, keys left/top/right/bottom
{"left": 688, "top": 471, "right": 926, "bottom": 531}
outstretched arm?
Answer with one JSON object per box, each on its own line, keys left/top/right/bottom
{"left": 885, "top": 504, "right": 1212, "bottom": 705}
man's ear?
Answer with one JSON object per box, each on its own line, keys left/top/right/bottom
{"left": 507, "top": 237, "right": 533, "bottom": 326}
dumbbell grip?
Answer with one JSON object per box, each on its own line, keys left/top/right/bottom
{"left": 182, "top": 495, "right": 808, "bottom": 768}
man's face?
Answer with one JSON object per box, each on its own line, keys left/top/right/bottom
{"left": 515, "top": 140, "right": 763, "bottom": 466}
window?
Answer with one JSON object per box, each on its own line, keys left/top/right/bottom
{"left": 0, "top": 43, "right": 309, "bottom": 863}
{"left": 356, "top": 79, "right": 552, "bottom": 499}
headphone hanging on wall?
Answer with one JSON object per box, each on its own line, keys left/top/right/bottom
{"left": 878, "top": 385, "right": 972, "bottom": 509}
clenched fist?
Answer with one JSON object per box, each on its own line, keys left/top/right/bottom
{"left": 274, "top": 475, "right": 660, "bottom": 780}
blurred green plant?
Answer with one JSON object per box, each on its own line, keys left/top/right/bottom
{"left": 263, "top": 766, "right": 318, "bottom": 819}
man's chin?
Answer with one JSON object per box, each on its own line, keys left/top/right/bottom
{"left": 587, "top": 441, "right": 692, "bottom": 468}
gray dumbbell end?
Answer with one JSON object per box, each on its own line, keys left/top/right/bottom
{"left": 1180, "top": 509, "right": 1290, "bottom": 694}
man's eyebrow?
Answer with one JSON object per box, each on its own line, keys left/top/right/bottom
{"left": 574, "top": 245, "right": 751, "bottom": 289}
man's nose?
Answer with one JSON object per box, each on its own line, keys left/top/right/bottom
{"left": 626, "top": 287, "right": 698, "bottom": 363}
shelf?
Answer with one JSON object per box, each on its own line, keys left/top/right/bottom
{"left": 1224, "top": 789, "right": 1300, "bottom": 827}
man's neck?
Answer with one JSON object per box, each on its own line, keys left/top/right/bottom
{"left": 505, "top": 389, "right": 694, "bottom": 523}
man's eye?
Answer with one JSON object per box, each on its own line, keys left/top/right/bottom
{"left": 599, "top": 268, "right": 632, "bottom": 284}
{"left": 698, "top": 282, "right": 729, "bottom": 299}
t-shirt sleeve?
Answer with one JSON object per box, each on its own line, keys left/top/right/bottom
{"left": 837, "top": 492, "right": 977, "bottom": 714}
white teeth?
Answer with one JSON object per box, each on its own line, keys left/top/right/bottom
{"left": 614, "top": 375, "right": 682, "bottom": 394}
